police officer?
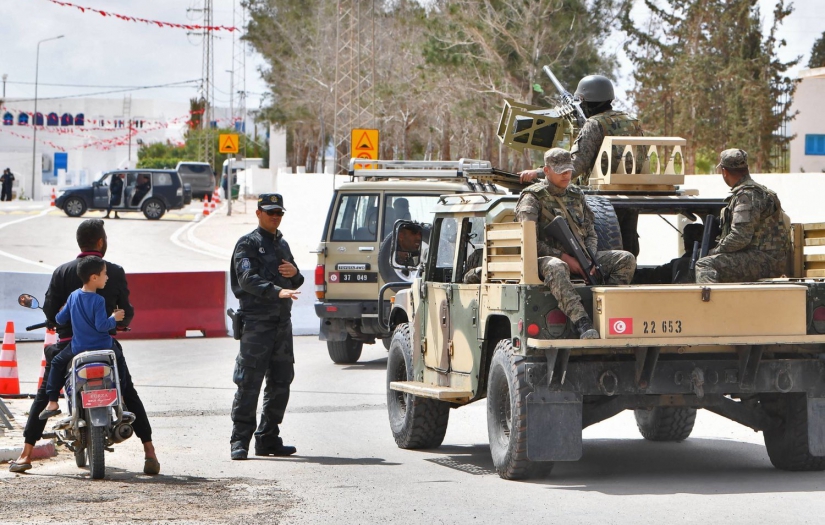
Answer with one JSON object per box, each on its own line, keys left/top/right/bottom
{"left": 520, "top": 75, "right": 645, "bottom": 255}
{"left": 230, "top": 193, "right": 303, "bottom": 460}
{"left": 516, "top": 148, "right": 636, "bottom": 339}
{"left": 695, "top": 149, "right": 789, "bottom": 283}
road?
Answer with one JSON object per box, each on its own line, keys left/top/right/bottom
{"left": 2, "top": 201, "right": 825, "bottom": 523}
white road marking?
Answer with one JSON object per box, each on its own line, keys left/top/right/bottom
{"left": 169, "top": 204, "right": 231, "bottom": 260}
{"left": 0, "top": 208, "right": 56, "bottom": 270}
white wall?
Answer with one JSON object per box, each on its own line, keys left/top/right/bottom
{"left": 789, "top": 68, "right": 825, "bottom": 173}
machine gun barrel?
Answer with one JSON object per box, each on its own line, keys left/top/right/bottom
{"left": 544, "top": 216, "right": 602, "bottom": 286}
{"left": 689, "top": 240, "right": 701, "bottom": 271}
{"left": 699, "top": 215, "right": 720, "bottom": 259}
{"left": 542, "top": 66, "right": 587, "bottom": 128}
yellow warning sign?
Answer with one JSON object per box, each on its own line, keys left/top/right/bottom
{"left": 219, "top": 134, "right": 239, "bottom": 154}
{"left": 351, "top": 129, "right": 379, "bottom": 169}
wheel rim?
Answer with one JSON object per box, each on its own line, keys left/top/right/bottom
{"left": 491, "top": 371, "right": 512, "bottom": 445}
{"left": 66, "top": 198, "right": 83, "bottom": 215}
{"left": 390, "top": 357, "right": 407, "bottom": 419}
{"left": 146, "top": 201, "right": 162, "bottom": 218}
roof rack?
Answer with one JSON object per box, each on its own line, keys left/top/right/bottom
{"left": 348, "top": 159, "right": 468, "bottom": 180}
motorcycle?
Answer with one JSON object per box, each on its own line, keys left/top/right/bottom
{"left": 19, "top": 293, "right": 135, "bottom": 480}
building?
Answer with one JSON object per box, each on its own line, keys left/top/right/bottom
{"left": 789, "top": 67, "right": 825, "bottom": 173}
{"left": 0, "top": 97, "right": 238, "bottom": 200}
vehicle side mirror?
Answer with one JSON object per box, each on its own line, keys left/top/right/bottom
{"left": 392, "top": 221, "right": 425, "bottom": 269}
{"left": 92, "top": 181, "right": 100, "bottom": 187}
{"left": 18, "top": 294, "right": 40, "bottom": 309}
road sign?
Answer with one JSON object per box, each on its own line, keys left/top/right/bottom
{"left": 219, "top": 134, "right": 239, "bottom": 154}
{"left": 351, "top": 129, "right": 379, "bottom": 169}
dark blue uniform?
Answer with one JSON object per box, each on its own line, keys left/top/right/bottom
{"left": 230, "top": 226, "right": 303, "bottom": 453}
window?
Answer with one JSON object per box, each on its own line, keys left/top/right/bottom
{"left": 805, "top": 135, "right": 825, "bottom": 156}
{"left": 60, "top": 113, "right": 73, "bottom": 126}
{"left": 75, "top": 113, "right": 84, "bottom": 126}
{"left": 18, "top": 113, "right": 28, "bottom": 126}
{"left": 153, "top": 172, "right": 173, "bottom": 186}
{"left": 435, "top": 218, "right": 460, "bottom": 269}
{"left": 47, "top": 113, "right": 58, "bottom": 126}
{"left": 331, "top": 194, "right": 379, "bottom": 241}
{"left": 382, "top": 195, "right": 441, "bottom": 237}
{"left": 2, "top": 113, "right": 12, "bottom": 126}
{"left": 34, "top": 113, "right": 43, "bottom": 126}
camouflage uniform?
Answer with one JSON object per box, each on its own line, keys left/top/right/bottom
{"left": 695, "top": 150, "right": 788, "bottom": 283}
{"left": 230, "top": 221, "right": 304, "bottom": 452}
{"left": 570, "top": 109, "right": 644, "bottom": 257}
{"left": 515, "top": 175, "right": 635, "bottom": 323}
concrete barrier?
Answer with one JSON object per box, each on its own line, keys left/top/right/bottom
{"left": 0, "top": 272, "right": 52, "bottom": 340}
{"left": 119, "top": 271, "right": 227, "bottom": 340}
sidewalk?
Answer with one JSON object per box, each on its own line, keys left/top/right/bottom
{"left": 0, "top": 397, "right": 59, "bottom": 467}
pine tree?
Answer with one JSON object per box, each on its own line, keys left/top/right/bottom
{"left": 809, "top": 31, "right": 825, "bottom": 69}
{"left": 621, "top": 0, "right": 798, "bottom": 173}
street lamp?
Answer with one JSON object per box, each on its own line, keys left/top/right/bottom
{"left": 31, "top": 35, "right": 64, "bottom": 200}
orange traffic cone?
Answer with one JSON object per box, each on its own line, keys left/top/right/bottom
{"left": 213, "top": 188, "right": 221, "bottom": 204}
{"left": 50, "top": 188, "right": 56, "bottom": 206}
{"left": 0, "top": 321, "right": 20, "bottom": 395}
{"left": 202, "top": 196, "right": 210, "bottom": 217}
{"left": 37, "top": 328, "right": 57, "bottom": 390}
{"left": 210, "top": 198, "right": 216, "bottom": 213}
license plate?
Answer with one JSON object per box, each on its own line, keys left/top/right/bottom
{"left": 81, "top": 389, "right": 119, "bottom": 408}
{"left": 329, "top": 271, "right": 377, "bottom": 283}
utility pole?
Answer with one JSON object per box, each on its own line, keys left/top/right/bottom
{"left": 2, "top": 74, "right": 6, "bottom": 97}
{"left": 198, "top": 0, "right": 215, "bottom": 171}
{"left": 333, "top": 0, "right": 376, "bottom": 174}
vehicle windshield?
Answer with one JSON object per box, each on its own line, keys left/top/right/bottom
{"left": 382, "top": 195, "right": 441, "bottom": 237}
{"left": 179, "top": 164, "right": 214, "bottom": 176}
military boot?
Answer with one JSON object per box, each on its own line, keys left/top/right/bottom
{"left": 575, "top": 317, "right": 600, "bottom": 340}
{"left": 230, "top": 442, "right": 248, "bottom": 460}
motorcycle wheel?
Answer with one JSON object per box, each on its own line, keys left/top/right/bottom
{"left": 75, "top": 429, "right": 87, "bottom": 468}
{"left": 87, "top": 414, "right": 106, "bottom": 480}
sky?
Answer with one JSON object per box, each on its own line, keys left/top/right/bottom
{"left": 0, "top": 0, "right": 822, "bottom": 112}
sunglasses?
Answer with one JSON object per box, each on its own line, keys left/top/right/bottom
{"left": 262, "top": 209, "right": 284, "bottom": 216}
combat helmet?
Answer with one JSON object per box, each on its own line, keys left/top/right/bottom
{"left": 574, "top": 75, "right": 615, "bottom": 102}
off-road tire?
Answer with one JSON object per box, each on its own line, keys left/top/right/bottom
{"left": 63, "top": 196, "right": 87, "bottom": 218}
{"left": 763, "top": 393, "right": 825, "bottom": 471}
{"left": 586, "top": 196, "right": 623, "bottom": 251}
{"left": 634, "top": 407, "right": 697, "bottom": 441}
{"left": 327, "top": 336, "right": 363, "bottom": 364}
{"left": 87, "top": 414, "right": 106, "bottom": 480}
{"left": 386, "top": 323, "right": 449, "bottom": 449}
{"left": 487, "top": 339, "right": 550, "bottom": 480}
{"left": 142, "top": 198, "right": 166, "bottom": 220}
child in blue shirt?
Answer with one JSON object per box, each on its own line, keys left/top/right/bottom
{"left": 39, "top": 256, "right": 124, "bottom": 420}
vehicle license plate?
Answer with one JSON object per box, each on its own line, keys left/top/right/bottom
{"left": 328, "top": 271, "right": 377, "bottom": 283}
{"left": 81, "top": 389, "right": 119, "bottom": 408}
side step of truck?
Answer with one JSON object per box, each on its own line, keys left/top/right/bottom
{"left": 389, "top": 381, "right": 472, "bottom": 401}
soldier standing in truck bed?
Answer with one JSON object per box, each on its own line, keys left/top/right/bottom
{"left": 695, "top": 149, "right": 789, "bottom": 283}
{"left": 520, "top": 75, "right": 644, "bottom": 255}
{"left": 516, "top": 148, "right": 636, "bottom": 339}
{"left": 229, "top": 193, "right": 303, "bottom": 460}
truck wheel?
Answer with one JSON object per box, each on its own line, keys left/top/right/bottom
{"left": 327, "top": 336, "right": 363, "bottom": 364}
{"left": 487, "top": 339, "right": 548, "bottom": 480}
{"left": 763, "top": 393, "right": 825, "bottom": 471}
{"left": 386, "top": 323, "right": 449, "bottom": 449}
{"left": 586, "top": 196, "right": 623, "bottom": 251}
{"left": 634, "top": 407, "right": 697, "bottom": 441}
{"left": 63, "top": 196, "right": 87, "bottom": 217}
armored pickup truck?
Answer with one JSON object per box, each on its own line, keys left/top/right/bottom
{"left": 381, "top": 137, "right": 825, "bottom": 480}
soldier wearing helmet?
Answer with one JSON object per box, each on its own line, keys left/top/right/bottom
{"left": 521, "top": 74, "right": 645, "bottom": 255}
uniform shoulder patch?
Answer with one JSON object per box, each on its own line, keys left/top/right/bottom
{"left": 259, "top": 247, "right": 266, "bottom": 254}
{"left": 240, "top": 258, "right": 251, "bottom": 271}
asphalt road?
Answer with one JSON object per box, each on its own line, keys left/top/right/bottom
{"left": 3, "top": 201, "right": 825, "bottom": 523}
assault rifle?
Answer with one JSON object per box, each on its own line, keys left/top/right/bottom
{"left": 542, "top": 66, "right": 587, "bottom": 128}
{"left": 545, "top": 216, "right": 603, "bottom": 286}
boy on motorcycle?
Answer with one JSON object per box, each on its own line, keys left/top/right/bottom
{"left": 39, "top": 256, "right": 124, "bottom": 419}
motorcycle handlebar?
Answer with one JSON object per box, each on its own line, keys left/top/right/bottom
{"left": 26, "top": 322, "right": 49, "bottom": 331}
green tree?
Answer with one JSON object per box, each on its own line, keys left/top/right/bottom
{"left": 809, "top": 31, "right": 825, "bottom": 69}
{"left": 621, "top": 0, "right": 798, "bottom": 173}
{"left": 137, "top": 129, "right": 268, "bottom": 175}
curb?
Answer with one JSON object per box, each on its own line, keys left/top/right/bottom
{"left": 0, "top": 440, "right": 56, "bottom": 463}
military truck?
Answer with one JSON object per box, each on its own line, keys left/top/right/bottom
{"left": 381, "top": 135, "right": 825, "bottom": 480}
{"left": 313, "top": 159, "right": 505, "bottom": 364}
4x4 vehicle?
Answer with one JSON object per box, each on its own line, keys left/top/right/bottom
{"left": 314, "top": 159, "right": 504, "bottom": 364}
{"left": 382, "top": 136, "right": 825, "bottom": 480}
{"left": 176, "top": 161, "right": 216, "bottom": 199}
{"left": 56, "top": 169, "right": 192, "bottom": 220}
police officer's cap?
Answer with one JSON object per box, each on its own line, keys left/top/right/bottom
{"left": 574, "top": 75, "right": 615, "bottom": 103}
{"left": 258, "top": 193, "right": 286, "bottom": 211}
